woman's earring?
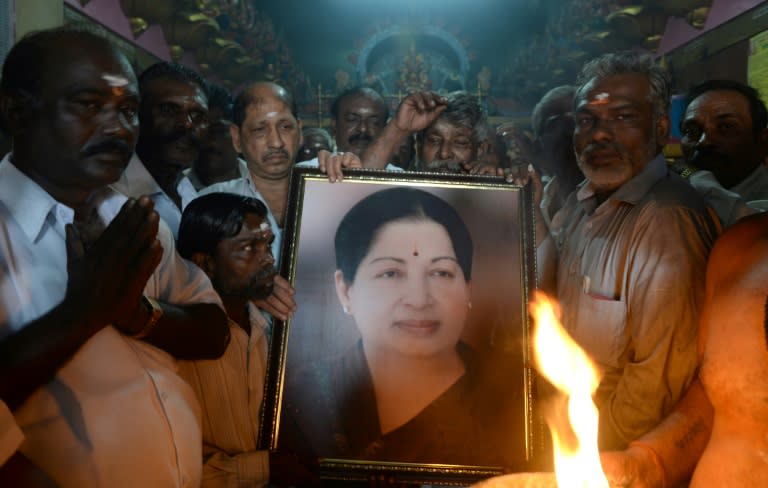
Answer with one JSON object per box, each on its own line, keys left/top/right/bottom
{"left": 343, "top": 305, "right": 350, "bottom": 314}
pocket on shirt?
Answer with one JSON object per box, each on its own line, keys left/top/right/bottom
{"left": 572, "top": 291, "right": 626, "bottom": 368}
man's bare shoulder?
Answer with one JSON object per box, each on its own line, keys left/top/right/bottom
{"left": 707, "top": 212, "right": 768, "bottom": 284}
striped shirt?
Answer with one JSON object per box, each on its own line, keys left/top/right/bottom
{"left": 178, "top": 303, "right": 271, "bottom": 487}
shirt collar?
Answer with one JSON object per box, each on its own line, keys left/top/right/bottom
{"left": 177, "top": 175, "right": 198, "bottom": 210}
{"left": 0, "top": 153, "right": 129, "bottom": 242}
{"left": 577, "top": 153, "right": 668, "bottom": 206}
{"left": 732, "top": 164, "right": 768, "bottom": 198}
{"left": 112, "top": 153, "right": 164, "bottom": 198}
{"left": 0, "top": 154, "right": 61, "bottom": 242}
{"left": 246, "top": 301, "right": 270, "bottom": 333}
{"left": 237, "top": 158, "right": 255, "bottom": 184}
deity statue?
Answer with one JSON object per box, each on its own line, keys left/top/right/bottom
{"left": 398, "top": 43, "right": 432, "bottom": 93}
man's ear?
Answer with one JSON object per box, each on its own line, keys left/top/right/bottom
{"left": 330, "top": 117, "right": 337, "bottom": 138}
{"left": 334, "top": 270, "right": 352, "bottom": 315}
{"left": 297, "top": 118, "right": 303, "bottom": 147}
{"left": 191, "top": 252, "right": 215, "bottom": 278}
{"left": 757, "top": 127, "right": 768, "bottom": 157}
{"left": 229, "top": 124, "right": 242, "bottom": 154}
{"left": 656, "top": 114, "right": 671, "bottom": 147}
{"left": 477, "top": 138, "right": 491, "bottom": 159}
{"left": 0, "top": 92, "right": 27, "bottom": 136}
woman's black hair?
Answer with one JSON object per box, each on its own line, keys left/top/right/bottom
{"left": 334, "top": 187, "right": 473, "bottom": 284}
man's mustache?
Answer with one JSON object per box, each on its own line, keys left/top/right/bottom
{"left": 688, "top": 148, "right": 728, "bottom": 168}
{"left": 157, "top": 127, "right": 201, "bottom": 148}
{"left": 581, "top": 141, "right": 624, "bottom": 157}
{"left": 263, "top": 148, "right": 290, "bottom": 161}
{"left": 424, "top": 159, "right": 464, "bottom": 172}
{"left": 81, "top": 139, "right": 133, "bottom": 158}
{"left": 249, "top": 266, "right": 277, "bottom": 288}
{"left": 348, "top": 133, "right": 373, "bottom": 145}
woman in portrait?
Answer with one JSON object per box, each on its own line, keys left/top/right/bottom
{"left": 281, "top": 187, "right": 523, "bottom": 467}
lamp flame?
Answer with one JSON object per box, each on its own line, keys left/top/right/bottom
{"left": 530, "top": 291, "right": 609, "bottom": 488}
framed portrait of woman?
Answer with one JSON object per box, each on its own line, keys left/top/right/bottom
{"left": 261, "top": 168, "right": 543, "bottom": 485}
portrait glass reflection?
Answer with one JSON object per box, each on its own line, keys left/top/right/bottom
{"left": 270, "top": 171, "right": 536, "bottom": 478}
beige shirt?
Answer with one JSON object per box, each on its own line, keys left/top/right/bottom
{"left": 178, "top": 303, "right": 270, "bottom": 488}
{"left": 549, "top": 155, "right": 721, "bottom": 449}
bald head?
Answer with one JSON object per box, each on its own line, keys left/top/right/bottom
{"left": 229, "top": 81, "right": 302, "bottom": 181}
{"left": 233, "top": 81, "right": 297, "bottom": 128}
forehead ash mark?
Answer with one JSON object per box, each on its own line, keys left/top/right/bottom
{"left": 102, "top": 74, "right": 130, "bottom": 87}
{"left": 588, "top": 92, "right": 611, "bottom": 105}
{"left": 102, "top": 74, "right": 130, "bottom": 96}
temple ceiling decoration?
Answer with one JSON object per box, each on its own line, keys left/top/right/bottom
{"left": 114, "top": 0, "right": 715, "bottom": 114}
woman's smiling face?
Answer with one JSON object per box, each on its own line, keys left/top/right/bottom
{"left": 335, "top": 219, "right": 471, "bottom": 358}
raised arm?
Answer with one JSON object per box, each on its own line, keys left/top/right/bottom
{"left": 362, "top": 92, "right": 447, "bottom": 169}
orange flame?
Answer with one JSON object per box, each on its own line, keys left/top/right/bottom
{"left": 530, "top": 291, "right": 608, "bottom": 488}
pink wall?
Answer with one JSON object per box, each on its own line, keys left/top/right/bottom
{"left": 65, "top": 0, "right": 205, "bottom": 71}
{"left": 64, "top": 0, "right": 171, "bottom": 61}
{"left": 657, "top": 0, "right": 767, "bottom": 56}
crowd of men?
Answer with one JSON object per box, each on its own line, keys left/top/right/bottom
{"left": 0, "top": 25, "right": 766, "bottom": 487}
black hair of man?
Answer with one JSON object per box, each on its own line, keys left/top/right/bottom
{"left": 683, "top": 80, "right": 768, "bottom": 138}
{"left": 138, "top": 62, "right": 209, "bottom": 102}
{"left": 178, "top": 192, "right": 268, "bottom": 259}
{"left": 302, "top": 127, "right": 333, "bottom": 146}
{"left": 531, "top": 85, "right": 576, "bottom": 139}
{"left": 206, "top": 83, "right": 234, "bottom": 120}
{"left": 330, "top": 86, "right": 389, "bottom": 120}
{"left": 334, "top": 187, "right": 473, "bottom": 285}
{"left": 232, "top": 81, "right": 298, "bottom": 127}
{"left": 0, "top": 27, "right": 115, "bottom": 131}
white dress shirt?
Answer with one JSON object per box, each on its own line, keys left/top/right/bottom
{"left": 0, "top": 154, "right": 222, "bottom": 487}
{"left": 112, "top": 154, "right": 198, "bottom": 238}
{"left": 688, "top": 169, "right": 758, "bottom": 227}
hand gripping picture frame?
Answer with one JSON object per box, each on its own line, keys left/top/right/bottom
{"left": 260, "top": 168, "right": 543, "bottom": 485}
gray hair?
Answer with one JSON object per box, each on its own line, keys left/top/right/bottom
{"left": 434, "top": 91, "right": 488, "bottom": 142}
{"left": 576, "top": 51, "right": 671, "bottom": 118}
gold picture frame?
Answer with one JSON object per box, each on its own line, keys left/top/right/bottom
{"left": 260, "top": 168, "right": 543, "bottom": 485}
